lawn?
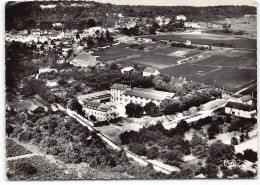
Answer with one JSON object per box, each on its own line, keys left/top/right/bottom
{"left": 6, "top": 138, "right": 32, "bottom": 158}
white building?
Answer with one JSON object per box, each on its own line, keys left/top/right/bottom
{"left": 81, "top": 101, "right": 117, "bottom": 121}
{"left": 184, "top": 22, "right": 200, "bottom": 29}
{"left": 110, "top": 84, "right": 175, "bottom": 106}
{"left": 38, "top": 67, "right": 58, "bottom": 74}
{"left": 225, "top": 101, "right": 257, "bottom": 119}
{"left": 185, "top": 40, "right": 191, "bottom": 46}
{"left": 143, "top": 67, "right": 160, "bottom": 77}
{"left": 121, "top": 67, "right": 135, "bottom": 74}
{"left": 176, "top": 15, "right": 187, "bottom": 21}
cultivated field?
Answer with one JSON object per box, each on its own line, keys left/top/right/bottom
{"left": 160, "top": 46, "right": 257, "bottom": 93}
{"left": 94, "top": 42, "right": 204, "bottom": 68}
{"left": 141, "top": 33, "right": 257, "bottom": 49}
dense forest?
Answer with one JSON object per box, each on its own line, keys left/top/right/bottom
{"left": 6, "top": 1, "right": 256, "bottom": 30}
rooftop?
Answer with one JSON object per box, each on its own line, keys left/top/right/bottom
{"left": 225, "top": 101, "right": 256, "bottom": 112}
{"left": 78, "top": 90, "right": 111, "bottom": 102}
{"left": 83, "top": 100, "right": 114, "bottom": 112}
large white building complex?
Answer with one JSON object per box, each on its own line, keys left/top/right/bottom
{"left": 110, "top": 83, "right": 175, "bottom": 106}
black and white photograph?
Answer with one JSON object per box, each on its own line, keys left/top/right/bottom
{"left": 4, "top": 0, "right": 258, "bottom": 180}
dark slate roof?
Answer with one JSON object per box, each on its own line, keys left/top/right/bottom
{"left": 123, "top": 88, "right": 175, "bottom": 101}
{"left": 225, "top": 101, "right": 256, "bottom": 112}
{"left": 111, "top": 84, "right": 130, "bottom": 90}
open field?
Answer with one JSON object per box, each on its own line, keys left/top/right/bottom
{"left": 94, "top": 42, "right": 204, "bottom": 68}
{"left": 140, "top": 33, "right": 257, "bottom": 49}
{"left": 160, "top": 47, "right": 256, "bottom": 93}
{"left": 161, "top": 64, "right": 256, "bottom": 92}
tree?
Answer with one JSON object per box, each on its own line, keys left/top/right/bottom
{"left": 109, "top": 63, "right": 118, "bottom": 70}
{"left": 89, "top": 115, "right": 97, "bottom": 122}
{"left": 16, "top": 163, "right": 38, "bottom": 175}
{"left": 231, "top": 137, "right": 238, "bottom": 145}
{"left": 190, "top": 134, "right": 208, "bottom": 158}
{"left": 204, "top": 163, "right": 218, "bottom": 178}
{"left": 128, "top": 143, "right": 147, "bottom": 156}
{"left": 159, "top": 99, "right": 182, "bottom": 115}
{"left": 147, "top": 146, "right": 159, "bottom": 159}
{"left": 76, "top": 32, "right": 80, "bottom": 40}
{"left": 87, "top": 19, "right": 96, "bottom": 28}
{"left": 207, "top": 122, "right": 220, "bottom": 140}
{"left": 67, "top": 98, "right": 84, "bottom": 116}
{"left": 240, "top": 134, "right": 245, "bottom": 142}
{"left": 125, "top": 102, "right": 143, "bottom": 117}
{"left": 58, "top": 78, "right": 67, "bottom": 85}
{"left": 152, "top": 22, "right": 160, "bottom": 29}
{"left": 122, "top": 27, "right": 131, "bottom": 36}
{"left": 162, "top": 150, "right": 183, "bottom": 163}
{"left": 206, "top": 140, "right": 235, "bottom": 165}
{"left": 144, "top": 102, "right": 160, "bottom": 117}
{"left": 6, "top": 124, "right": 14, "bottom": 136}
{"left": 149, "top": 27, "right": 156, "bottom": 35}
{"left": 243, "top": 149, "right": 257, "bottom": 163}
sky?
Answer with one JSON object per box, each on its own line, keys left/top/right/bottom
{"left": 85, "top": 0, "right": 257, "bottom": 6}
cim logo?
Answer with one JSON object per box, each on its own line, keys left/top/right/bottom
{"left": 223, "top": 159, "right": 239, "bottom": 168}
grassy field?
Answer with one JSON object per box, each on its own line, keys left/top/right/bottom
{"left": 160, "top": 64, "right": 256, "bottom": 92}
{"left": 141, "top": 33, "right": 257, "bottom": 49}
{"left": 196, "top": 51, "right": 257, "bottom": 68}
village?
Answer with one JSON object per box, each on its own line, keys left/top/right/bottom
{"left": 5, "top": 1, "right": 257, "bottom": 180}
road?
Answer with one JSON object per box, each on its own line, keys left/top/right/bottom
{"left": 56, "top": 104, "right": 180, "bottom": 174}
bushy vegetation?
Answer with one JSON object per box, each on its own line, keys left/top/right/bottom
{"left": 5, "top": 111, "right": 159, "bottom": 179}
{"left": 7, "top": 156, "right": 78, "bottom": 180}
{"left": 6, "top": 138, "right": 32, "bottom": 158}
{"left": 120, "top": 122, "right": 190, "bottom": 166}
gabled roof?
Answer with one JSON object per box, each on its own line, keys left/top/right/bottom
{"left": 111, "top": 83, "right": 130, "bottom": 90}
{"left": 225, "top": 101, "right": 256, "bottom": 112}
{"left": 143, "top": 67, "right": 159, "bottom": 73}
